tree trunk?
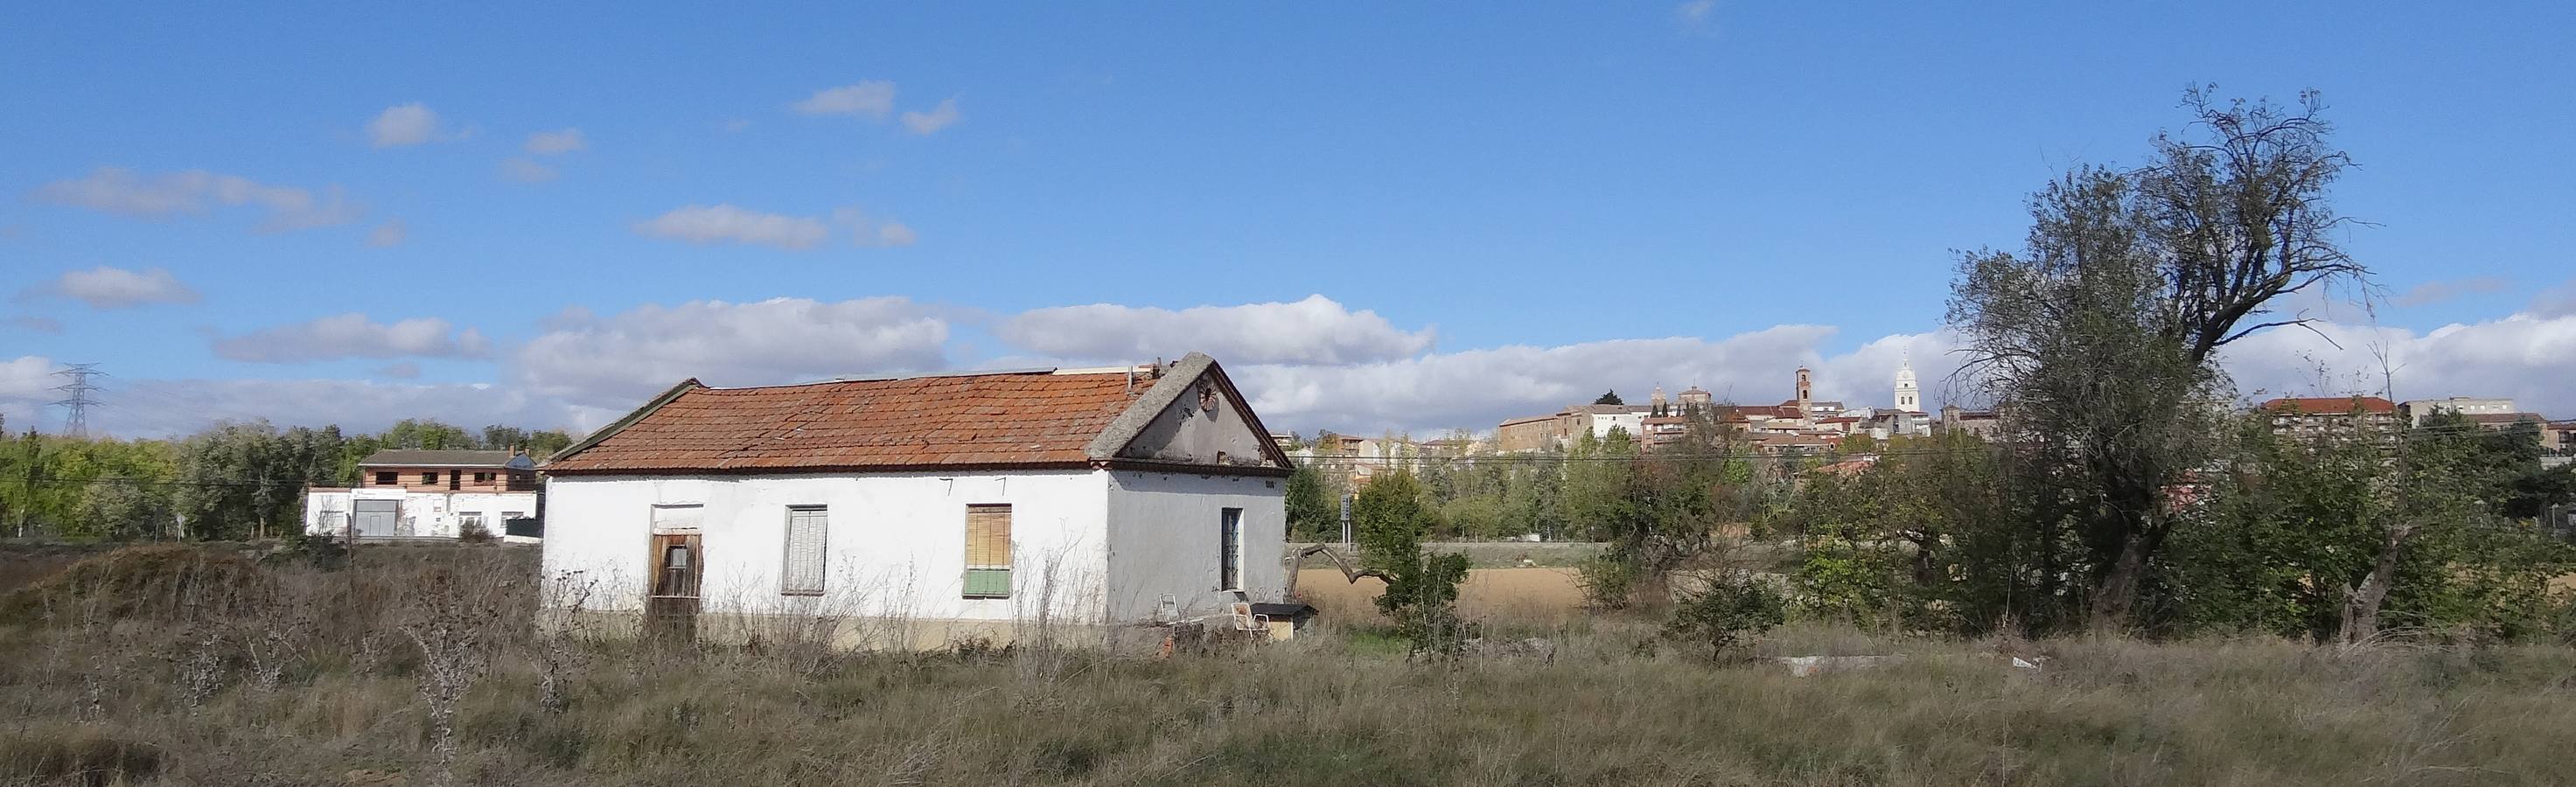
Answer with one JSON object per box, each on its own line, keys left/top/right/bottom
{"left": 2337, "top": 520, "right": 2412, "bottom": 645}
{"left": 2089, "top": 534, "right": 2151, "bottom": 630}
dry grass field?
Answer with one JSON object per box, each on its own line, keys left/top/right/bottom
{"left": 4, "top": 543, "right": 2576, "bottom": 786}
{"left": 1297, "top": 567, "right": 1589, "bottom": 623}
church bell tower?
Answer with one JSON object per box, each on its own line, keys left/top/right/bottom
{"left": 1894, "top": 352, "right": 1920, "bottom": 412}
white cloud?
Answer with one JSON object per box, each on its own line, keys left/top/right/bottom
{"left": 21, "top": 282, "right": 2572, "bottom": 441}
{"left": 2394, "top": 275, "right": 2510, "bottom": 308}
{"left": 1675, "top": 0, "right": 1717, "bottom": 25}
{"left": 31, "top": 167, "right": 362, "bottom": 232}
{"left": 500, "top": 157, "right": 558, "bottom": 183}
{"left": 514, "top": 296, "right": 951, "bottom": 407}
{"left": 210, "top": 314, "right": 492, "bottom": 363}
{"left": 0, "top": 355, "right": 52, "bottom": 394}
{"left": 5, "top": 317, "right": 64, "bottom": 333}
{"left": 0, "top": 354, "right": 578, "bottom": 437}
{"left": 1232, "top": 325, "right": 1850, "bottom": 435}
{"left": 19, "top": 266, "right": 201, "bottom": 310}
{"left": 830, "top": 206, "right": 917, "bottom": 247}
{"left": 523, "top": 128, "right": 587, "bottom": 155}
{"left": 2216, "top": 312, "right": 2576, "bottom": 417}
{"left": 998, "top": 295, "right": 1438, "bottom": 367}
{"left": 900, "top": 98, "right": 961, "bottom": 135}
{"left": 367, "top": 102, "right": 451, "bottom": 147}
{"left": 367, "top": 219, "right": 408, "bottom": 247}
{"left": 792, "top": 81, "right": 897, "bottom": 119}
{"left": 633, "top": 205, "right": 830, "bottom": 250}
{"left": 99, "top": 377, "right": 576, "bottom": 437}
{"left": 0, "top": 355, "right": 59, "bottom": 432}
{"left": 2529, "top": 279, "right": 2576, "bottom": 319}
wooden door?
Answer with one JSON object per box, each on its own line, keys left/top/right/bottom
{"left": 646, "top": 533, "right": 702, "bottom": 644}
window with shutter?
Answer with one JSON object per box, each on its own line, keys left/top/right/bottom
{"left": 781, "top": 505, "right": 827, "bottom": 595}
{"left": 962, "top": 504, "right": 1012, "bottom": 598}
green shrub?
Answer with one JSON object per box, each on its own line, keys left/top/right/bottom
{"left": 1575, "top": 553, "right": 1638, "bottom": 610}
{"left": 1663, "top": 570, "right": 1786, "bottom": 660}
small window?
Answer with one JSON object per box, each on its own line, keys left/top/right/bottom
{"left": 374, "top": 471, "right": 397, "bottom": 485}
{"left": 963, "top": 504, "right": 1012, "bottom": 598}
{"left": 781, "top": 505, "right": 827, "bottom": 595}
{"left": 1219, "top": 507, "right": 1244, "bottom": 591}
{"left": 473, "top": 472, "right": 494, "bottom": 482}
{"left": 457, "top": 512, "right": 486, "bottom": 535}
{"left": 652, "top": 536, "right": 701, "bottom": 598}
{"left": 422, "top": 471, "right": 439, "bottom": 484}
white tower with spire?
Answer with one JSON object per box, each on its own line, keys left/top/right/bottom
{"left": 1893, "top": 352, "right": 1920, "bottom": 412}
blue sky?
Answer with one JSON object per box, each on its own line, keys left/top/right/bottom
{"left": 4, "top": 2, "right": 2573, "bottom": 436}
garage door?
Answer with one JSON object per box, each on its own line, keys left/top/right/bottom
{"left": 353, "top": 500, "right": 401, "bottom": 539}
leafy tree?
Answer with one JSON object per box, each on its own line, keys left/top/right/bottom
{"left": 1949, "top": 87, "right": 2368, "bottom": 630}
{"left": 2156, "top": 409, "right": 2573, "bottom": 643}
{"left": 1574, "top": 424, "right": 1738, "bottom": 609}
{"left": 380, "top": 419, "right": 472, "bottom": 450}
{"left": 2506, "top": 463, "right": 2576, "bottom": 521}
{"left": 1284, "top": 463, "right": 1337, "bottom": 541}
{"left": 526, "top": 428, "right": 575, "bottom": 459}
{"left": 1777, "top": 431, "right": 2006, "bottom": 630}
{"left": 1353, "top": 470, "right": 1470, "bottom": 651}
{"left": 1786, "top": 471, "right": 1906, "bottom": 625}
{"left": 1594, "top": 390, "right": 1624, "bottom": 406}
{"left": 1834, "top": 433, "right": 1875, "bottom": 456}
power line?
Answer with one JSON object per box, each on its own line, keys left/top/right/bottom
{"left": 49, "top": 363, "right": 105, "bottom": 438}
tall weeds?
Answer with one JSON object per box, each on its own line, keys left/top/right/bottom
{"left": 2, "top": 543, "right": 2573, "bottom": 785}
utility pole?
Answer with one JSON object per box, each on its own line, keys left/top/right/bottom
{"left": 50, "top": 363, "right": 104, "bottom": 438}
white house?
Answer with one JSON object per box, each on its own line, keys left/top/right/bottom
{"left": 538, "top": 352, "right": 1293, "bottom": 645}
{"left": 304, "top": 449, "right": 541, "bottom": 541}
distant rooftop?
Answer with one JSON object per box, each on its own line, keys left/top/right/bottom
{"left": 360, "top": 449, "right": 530, "bottom": 469}
{"left": 2261, "top": 396, "right": 2397, "bottom": 414}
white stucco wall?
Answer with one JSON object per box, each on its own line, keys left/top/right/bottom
{"left": 540, "top": 470, "right": 1113, "bottom": 623}
{"left": 1102, "top": 470, "right": 1288, "bottom": 622}
{"left": 304, "top": 489, "right": 537, "bottom": 540}
{"left": 1590, "top": 413, "right": 1644, "bottom": 441}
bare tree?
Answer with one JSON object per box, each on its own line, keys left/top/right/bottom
{"left": 1950, "top": 87, "right": 2369, "bottom": 630}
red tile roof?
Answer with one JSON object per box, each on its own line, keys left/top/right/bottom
{"left": 2261, "top": 396, "right": 2396, "bottom": 414}
{"left": 546, "top": 370, "right": 1148, "bottom": 475}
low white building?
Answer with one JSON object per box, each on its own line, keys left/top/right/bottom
{"left": 304, "top": 449, "right": 541, "bottom": 541}
{"left": 538, "top": 352, "right": 1294, "bottom": 644}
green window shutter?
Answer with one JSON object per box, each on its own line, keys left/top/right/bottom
{"left": 963, "top": 568, "right": 1012, "bottom": 598}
